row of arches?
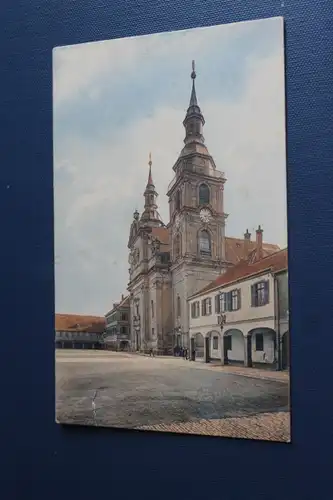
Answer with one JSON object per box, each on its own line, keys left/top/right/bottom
{"left": 175, "top": 183, "right": 211, "bottom": 211}
{"left": 190, "top": 328, "right": 289, "bottom": 370}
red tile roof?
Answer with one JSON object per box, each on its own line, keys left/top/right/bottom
{"left": 151, "top": 226, "right": 170, "bottom": 245}
{"left": 190, "top": 248, "right": 288, "bottom": 298}
{"left": 225, "top": 237, "right": 280, "bottom": 264}
{"left": 55, "top": 314, "right": 106, "bottom": 333}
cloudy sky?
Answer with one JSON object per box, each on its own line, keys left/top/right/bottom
{"left": 53, "top": 16, "right": 286, "bottom": 316}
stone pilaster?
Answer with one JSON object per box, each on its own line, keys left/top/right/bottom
{"left": 220, "top": 334, "right": 228, "bottom": 365}
{"left": 204, "top": 336, "right": 210, "bottom": 363}
{"left": 244, "top": 334, "right": 253, "bottom": 367}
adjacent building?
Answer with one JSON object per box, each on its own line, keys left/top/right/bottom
{"left": 188, "top": 247, "right": 289, "bottom": 370}
{"left": 55, "top": 314, "right": 105, "bottom": 349}
{"left": 104, "top": 295, "right": 131, "bottom": 350}
{"left": 125, "top": 62, "right": 281, "bottom": 355}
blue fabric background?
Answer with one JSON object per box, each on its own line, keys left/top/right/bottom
{"left": 1, "top": 0, "right": 332, "bottom": 498}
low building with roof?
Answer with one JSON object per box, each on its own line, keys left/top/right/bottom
{"left": 188, "top": 247, "right": 289, "bottom": 371}
{"left": 103, "top": 294, "right": 131, "bottom": 351}
{"left": 55, "top": 314, "right": 106, "bottom": 350}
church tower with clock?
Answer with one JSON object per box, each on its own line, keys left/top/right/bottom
{"left": 167, "top": 61, "right": 229, "bottom": 347}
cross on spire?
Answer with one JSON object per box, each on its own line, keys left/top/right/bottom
{"left": 147, "top": 152, "right": 153, "bottom": 186}
{"left": 189, "top": 59, "right": 198, "bottom": 107}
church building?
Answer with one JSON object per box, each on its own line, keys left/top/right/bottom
{"left": 126, "top": 62, "right": 280, "bottom": 355}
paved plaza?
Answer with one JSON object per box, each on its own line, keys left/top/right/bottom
{"left": 56, "top": 350, "right": 290, "bottom": 442}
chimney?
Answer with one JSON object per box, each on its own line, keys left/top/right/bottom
{"left": 121, "top": 294, "right": 124, "bottom": 301}
{"left": 243, "top": 229, "right": 251, "bottom": 260}
{"left": 256, "top": 225, "right": 263, "bottom": 261}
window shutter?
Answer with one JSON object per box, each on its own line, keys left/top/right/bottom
{"left": 237, "top": 289, "right": 241, "bottom": 310}
{"left": 251, "top": 285, "right": 255, "bottom": 307}
{"left": 215, "top": 294, "right": 220, "bottom": 313}
{"left": 226, "top": 292, "right": 232, "bottom": 311}
{"left": 220, "top": 292, "right": 225, "bottom": 312}
{"left": 265, "top": 280, "right": 270, "bottom": 304}
{"left": 191, "top": 303, "right": 194, "bottom": 318}
{"left": 201, "top": 300, "right": 205, "bottom": 316}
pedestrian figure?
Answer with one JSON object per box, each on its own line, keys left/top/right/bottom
{"left": 149, "top": 348, "right": 153, "bottom": 357}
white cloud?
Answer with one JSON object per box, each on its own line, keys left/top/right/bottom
{"left": 53, "top": 17, "right": 273, "bottom": 106}
{"left": 53, "top": 18, "right": 286, "bottom": 315}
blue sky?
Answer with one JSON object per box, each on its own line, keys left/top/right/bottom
{"left": 53, "top": 16, "right": 286, "bottom": 316}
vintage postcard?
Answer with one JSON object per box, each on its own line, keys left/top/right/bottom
{"left": 54, "top": 16, "right": 290, "bottom": 442}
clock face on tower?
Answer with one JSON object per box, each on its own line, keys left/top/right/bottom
{"left": 200, "top": 208, "right": 212, "bottom": 224}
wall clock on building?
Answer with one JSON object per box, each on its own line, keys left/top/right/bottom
{"left": 200, "top": 208, "right": 212, "bottom": 224}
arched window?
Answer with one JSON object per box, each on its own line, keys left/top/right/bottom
{"left": 175, "top": 190, "right": 181, "bottom": 211}
{"left": 199, "top": 183, "right": 210, "bottom": 205}
{"left": 199, "top": 230, "right": 211, "bottom": 256}
{"left": 177, "top": 296, "right": 181, "bottom": 317}
{"left": 174, "top": 234, "right": 181, "bottom": 258}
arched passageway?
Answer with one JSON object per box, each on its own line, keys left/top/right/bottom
{"left": 223, "top": 329, "right": 245, "bottom": 365}
{"left": 204, "top": 331, "right": 222, "bottom": 363}
{"left": 248, "top": 327, "right": 277, "bottom": 368}
{"left": 190, "top": 333, "right": 204, "bottom": 360}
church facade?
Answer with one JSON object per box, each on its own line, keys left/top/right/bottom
{"left": 126, "top": 63, "right": 280, "bottom": 355}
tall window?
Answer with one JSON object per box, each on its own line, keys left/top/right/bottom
{"left": 199, "top": 183, "right": 210, "bottom": 205}
{"left": 175, "top": 190, "right": 181, "bottom": 210}
{"left": 201, "top": 298, "right": 212, "bottom": 316}
{"left": 251, "top": 281, "right": 269, "bottom": 307}
{"left": 218, "top": 290, "right": 241, "bottom": 312}
{"left": 231, "top": 290, "right": 240, "bottom": 311}
{"left": 199, "top": 230, "right": 211, "bottom": 256}
{"left": 151, "top": 300, "right": 154, "bottom": 318}
{"left": 174, "top": 234, "right": 181, "bottom": 258}
{"left": 177, "top": 296, "right": 181, "bottom": 317}
{"left": 213, "top": 336, "right": 219, "bottom": 350}
{"left": 191, "top": 301, "right": 200, "bottom": 318}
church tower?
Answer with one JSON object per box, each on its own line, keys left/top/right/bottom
{"left": 127, "top": 154, "right": 167, "bottom": 353}
{"left": 167, "top": 61, "right": 228, "bottom": 348}
{"left": 140, "top": 153, "right": 162, "bottom": 227}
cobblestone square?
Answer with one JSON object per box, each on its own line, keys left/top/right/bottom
{"left": 56, "top": 350, "right": 290, "bottom": 442}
